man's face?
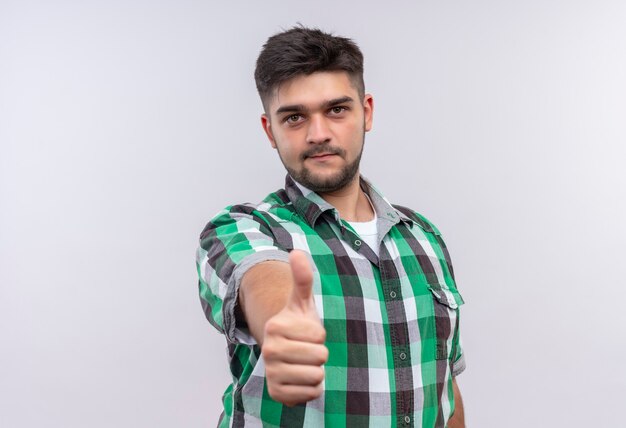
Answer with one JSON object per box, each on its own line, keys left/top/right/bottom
{"left": 261, "top": 71, "right": 373, "bottom": 194}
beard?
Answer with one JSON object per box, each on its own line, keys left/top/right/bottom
{"left": 279, "top": 138, "right": 365, "bottom": 194}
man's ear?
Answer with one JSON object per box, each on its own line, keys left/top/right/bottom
{"left": 363, "top": 94, "right": 374, "bottom": 132}
{"left": 261, "top": 114, "right": 277, "bottom": 149}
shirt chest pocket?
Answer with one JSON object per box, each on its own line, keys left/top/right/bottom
{"left": 427, "top": 282, "right": 464, "bottom": 361}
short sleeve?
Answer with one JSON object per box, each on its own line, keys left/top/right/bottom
{"left": 196, "top": 205, "right": 289, "bottom": 345}
{"left": 451, "top": 317, "right": 466, "bottom": 377}
{"left": 401, "top": 207, "right": 466, "bottom": 376}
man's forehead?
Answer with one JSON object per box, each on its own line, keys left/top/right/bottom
{"left": 268, "top": 71, "right": 359, "bottom": 113}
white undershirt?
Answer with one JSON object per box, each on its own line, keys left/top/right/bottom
{"left": 346, "top": 195, "right": 379, "bottom": 256}
{"left": 347, "top": 214, "right": 379, "bottom": 256}
{"left": 293, "top": 179, "right": 380, "bottom": 256}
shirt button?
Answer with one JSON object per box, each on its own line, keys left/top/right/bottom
{"left": 354, "top": 239, "right": 361, "bottom": 246}
{"left": 399, "top": 352, "right": 407, "bottom": 360}
{"left": 390, "top": 291, "right": 397, "bottom": 298}
{"left": 404, "top": 415, "right": 411, "bottom": 424}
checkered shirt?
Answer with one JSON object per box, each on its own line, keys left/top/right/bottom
{"left": 196, "top": 175, "right": 466, "bottom": 427}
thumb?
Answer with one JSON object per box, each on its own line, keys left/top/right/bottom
{"left": 288, "top": 250, "right": 314, "bottom": 311}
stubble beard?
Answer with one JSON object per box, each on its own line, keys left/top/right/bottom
{"left": 279, "top": 136, "right": 365, "bottom": 194}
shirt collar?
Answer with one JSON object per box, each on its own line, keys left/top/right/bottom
{"left": 284, "top": 174, "right": 414, "bottom": 228}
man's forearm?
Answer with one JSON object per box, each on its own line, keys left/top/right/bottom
{"left": 239, "top": 252, "right": 328, "bottom": 406}
{"left": 239, "top": 260, "right": 293, "bottom": 346}
{"left": 448, "top": 378, "right": 465, "bottom": 428}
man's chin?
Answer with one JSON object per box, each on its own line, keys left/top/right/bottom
{"left": 293, "top": 171, "right": 357, "bottom": 193}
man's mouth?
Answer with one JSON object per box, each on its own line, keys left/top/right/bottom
{"left": 305, "top": 149, "right": 342, "bottom": 160}
{"left": 303, "top": 146, "right": 344, "bottom": 161}
{"left": 309, "top": 153, "right": 336, "bottom": 159}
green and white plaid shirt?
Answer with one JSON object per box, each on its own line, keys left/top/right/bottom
{"left": 196, "top": 175, "right": 465, "bottom": 427}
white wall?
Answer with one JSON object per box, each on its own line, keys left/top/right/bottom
{"left": 1, "top": 1, "right": 625, "bottom": 426}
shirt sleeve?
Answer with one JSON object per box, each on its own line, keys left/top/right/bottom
{"left": 451, "top": 317, "right": 466, "bottom": 377}
{"left": 196, "top": 205, "right": 290, "bottom": 345}
{"left": 408, "top": 209, "right": 467, "bottom": 376}
{"left": 435, "top": 227, "right": 466, "bottom": 377}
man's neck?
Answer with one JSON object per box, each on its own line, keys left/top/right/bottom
{"left": 317, "top": 175, "right": 375, "bottom": 223}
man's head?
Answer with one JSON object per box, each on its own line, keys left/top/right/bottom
{"left": 255, "top": 26, "right": 373, "bottom": 194}
{"left": 255, "top": 26, "right": 365, "bottom": 113}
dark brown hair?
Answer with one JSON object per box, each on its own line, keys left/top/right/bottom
{"left": 254, "top": 25, "right": 365, "bottom": 111}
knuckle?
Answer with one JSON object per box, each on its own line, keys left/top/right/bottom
{"left": 305, "top": 385, "right": 322, "bottom": 402}
{"left": 264, "top": 318, "right": 280, "bottom": 336}
{"left": 261, "top": 343, "right": 277, "bottom": 359}
{"left": 264, "top": 365, "right": 276, "bottom": 379}
{"left": 314, "top": 383, "right": 323, "bottom": 397}
{"left": 312, "top": 325, "right": 326, "bottom": 343}
{"left": 267, "top": 384, "right": 282, "bottom": 401}
{"left": 318, "top": 345, "right": 329, "bottom": 364}
{"left": 312, "top": 367, "right": 325, "bottom": 384}
{"left": 319, "top": 327, "right": 327, "bottom": 342}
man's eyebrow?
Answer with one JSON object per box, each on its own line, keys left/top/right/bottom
{"left": 274, "top": 96, "right": 355, "bottom": 115}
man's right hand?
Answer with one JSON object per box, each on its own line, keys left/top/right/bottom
{"left": 261, "top": 250, "right": 328, "bottom": 407}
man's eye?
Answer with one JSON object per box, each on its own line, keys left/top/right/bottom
{"left": 286, "top": 114, "right": 302, "bottom": 123}
{"left": 330, "top": 106, "right": 346, "bottom": 115}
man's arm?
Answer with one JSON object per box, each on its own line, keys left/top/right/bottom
{"left": 239, "top": 260, "right": 292, "bottom": 346}
{"left": 239, "top": 251, "right": 328, "bottom": 406}
{"left": 197, "top": 207, "right": 292, "bottom": 344}
{"left": 448, "top": 378, "right": 465, "bottom": 428}
{"left": 197, "top": 207, "right": 327, "bottom": 406}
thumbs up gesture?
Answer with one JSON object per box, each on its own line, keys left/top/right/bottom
{"left": 262, "top": 250, "right": 329, "bottom": 406}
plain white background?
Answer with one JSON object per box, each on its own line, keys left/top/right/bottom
{"left": 1, "top": 1, "right": 625, "bottom": 426}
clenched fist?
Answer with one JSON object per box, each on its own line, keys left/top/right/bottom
{"left": 262, "top": 250, "right": 329, "bottom": 407}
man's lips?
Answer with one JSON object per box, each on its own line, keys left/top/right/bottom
{"left": 307, "top": 153, "right": 337, "bottom": 159}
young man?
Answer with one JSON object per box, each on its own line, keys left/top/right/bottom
{"left": 197, "top": 26, "right": 466, "bottom": 427}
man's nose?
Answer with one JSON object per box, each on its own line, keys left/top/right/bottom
{"left": 306, "top": 114, "right": 331, "bottom": 144}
